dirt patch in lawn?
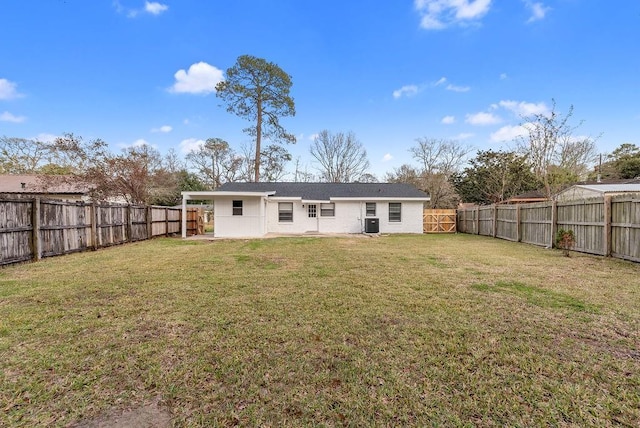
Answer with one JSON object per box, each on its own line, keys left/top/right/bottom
{"left": 71, "top": 400, "right": 171, "bottom": 428}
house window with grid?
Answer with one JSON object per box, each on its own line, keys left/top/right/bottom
{"left": 308, "top": 204, "right": 317, "bottom": 218}
{"left": 232, "top": 200, "right": 243, "bottom": 216}
{"left": 320, "top": 203, "right": 335, "bottom": 217}
{"left": 279, "top": 202, "right": 293, "bottom": 222}
{"left": 388, "top": 203, "right": 401, "bottom": 222}
{"left": 366, "top": 202, "right": 376, "bottom": 216}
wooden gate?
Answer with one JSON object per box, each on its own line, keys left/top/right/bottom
{"left": 186, "top": 208, "right": 205, "bottom": 236}
{"left": 423, "top": 209, "right": 457, "bottom": 233}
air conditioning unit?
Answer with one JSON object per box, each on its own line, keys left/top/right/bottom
{"left": 365, "top": 218, "right": 379, "bottom": 233}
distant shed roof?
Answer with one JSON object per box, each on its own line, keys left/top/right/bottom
{"left": 574, "top": 183, "right": 640, "bottom": 193}
{"left": 217, "top": 182, "right": 430, "bottom": 200}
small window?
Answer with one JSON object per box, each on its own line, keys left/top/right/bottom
{"left": 320, "top": 203, "right": 335, "bottom": 217}
{"left": 366, "top": 202, "right": 376, "bottom": 216}
{"left": 279, "top": 202, "right": 293, "bottom": 222}
{"left": 308, "top": 204, "right": 317, "bottom": 218}
{"left": 232, "top": 200, "right": 243, "bottom": 216}
{"left": 389, "top": 203, "right": 401, "bottom": 222}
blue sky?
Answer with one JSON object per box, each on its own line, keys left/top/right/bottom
{"left": 2, "top": 0, "right": 639, "bottom": 178}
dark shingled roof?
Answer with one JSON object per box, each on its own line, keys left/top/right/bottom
{"left": 217, "top": 182, "right": 429, "bottom": 200}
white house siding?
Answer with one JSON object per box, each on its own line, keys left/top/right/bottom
{"left": 266, "top": 200, "right": 424, "bottom": 235}
{"left": 378, "top": 201, "right": 424, "bottom": 234}
{"left": 214, "top": 196, "right": 266, "bottom": 237}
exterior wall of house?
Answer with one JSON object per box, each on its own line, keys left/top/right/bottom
{"left": 265, "top": 200, "right": 425, "bottom": 235}
{"left": 377, "top": 201, "right": 424, "bottom": 234}
{"left": 213, "top": 196, "right": 266, "bottom": 237}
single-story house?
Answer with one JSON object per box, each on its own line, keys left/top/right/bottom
{"left": 0, "top": 174, "right": 91, "bottom": 201}
{"left": 181, "top": 182, "right": 430, "bottom": 238}
{"left": 555, "top": 180, "right": 640, "bottom": 202}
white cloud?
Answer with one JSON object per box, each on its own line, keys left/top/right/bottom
{"left": 169, "top": 62, "right": 224, "bottom": 95}
{"left": 308, "top": 133, "right": 319, "bottom": 141}
{"left": 183, "top": 118, "right": 190, "bottom": 125}
{"left": 455, "top": 133, "right": 475, "bottom": 140}
{"left": 490, "top": 125, "right": 529, "bottom": 142}
{"left": 382, "top": 153, "right": 393, "bottom": 162}
{"left": 500, "top": 73, "right": 508, "bottom": 80}
{"left": 34, "top": 133, "right": 58, "bottom": 143}
{"left": 0, "top": 79, "right": 23, "bottom": 100}
{"left": 393, "top": 84, "right": 419, "bottom": 99}
{"left": 465, "top": 111, "right": 501, "bottom": 125}
{"left": 114, "top": 0, "right": 168, "bottom": 17}
{"left": 116, "top": 138, "right": 152, "bottom": 150}
{"left": 415, "top": 0, "right": 492, "bottom": 30}
{"left": 441, "top": 115, "right": 456, "bottom": 124}
{"left": 446, "top": 84, "right": 470, "bottom": 92}
{"left": 499, "top": 100, "right": 549, "bottom": 117}
{"left": 151, "top": 125, "right": 172, "bottom": 133}
{"left": 434, "top": 77, "right": 447, "bottom": 86}
{"left": 145, "top": 1, "right": 168, "bottom": 15}
{"left": 0, "top": 111, "right": 26, "bottom": 123}
{"left": 179, "top": 138, "right": 205, "bottom": 154}
{"left": 524, "top": 1, "right": 550, "bottom": 23}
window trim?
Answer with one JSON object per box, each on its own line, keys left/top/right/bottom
{"left": 320, "top": 203, "right": 335, "bottom": 217}
{"left": 278, "top": 202, "right": 293, "bottom": 222}
{"left": 366, "top": 202, "right": 376, "bottom": 217}
{"left": 232, "top": 200, "right": 243, "bottom": 216}
{"left": 388, "top": 202, "right": 402, "bottom": 222}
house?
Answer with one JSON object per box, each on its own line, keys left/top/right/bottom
{"left": 0, "top": 174, "right": 91, "bottom": 201}
{"left": 554, "top": 179, "right": 640, "bottom": 202}
{"left": 180, "top": 182, "right": 430, "bottom": 238}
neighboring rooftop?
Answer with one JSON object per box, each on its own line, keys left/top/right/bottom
{"left": 577, "top": 178, "right": 640, "bottom": 185}
{"left": 217, "top": 182, "right": 430, "bottom": 200}
{"left": 573, "top": 183, "right": 640, "bottom": 193}
{"left": 0, "top": 174, "right": 89, "bottom": 195}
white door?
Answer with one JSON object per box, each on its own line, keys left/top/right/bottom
{"left": 306, "top": 204, "right": 319, "bottom": 232}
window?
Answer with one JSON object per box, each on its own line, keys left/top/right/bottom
{"left": 320, "top": 203, "right": 335, "bottom": 217}
{"left": 232, "top": 200, "right": 243, "bottom": 216}
{"left": 279, "top": 202, "right": 293, "bottom": 222}
{"left": 366, "top": 202, "right": 376, "bottom": 216}
{"left": 308, "top": 204, "right": 317, "bottom": 218}
{"left": 389, "top": 203, "right": 401, "bottom": 222}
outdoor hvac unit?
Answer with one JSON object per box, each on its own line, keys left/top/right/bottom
{"left": 365, "top": 218, "right": 379, "bottom": 234}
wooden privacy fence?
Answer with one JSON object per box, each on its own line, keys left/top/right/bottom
{"left": 457, "top": 193, "right": 640, "bottom": 263}
{"left": 0, "top": 198, "right": 193, "bottom": 266}
{"left": 423, "top": 209, "right": 457, "bottom": 233}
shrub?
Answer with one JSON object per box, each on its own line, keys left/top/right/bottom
{"left": 555, "top": 228, "right": 575, "bottom": 257}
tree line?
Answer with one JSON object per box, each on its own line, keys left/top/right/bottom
{"left": 2, "top": 55, "right": 637, "bottom": 207}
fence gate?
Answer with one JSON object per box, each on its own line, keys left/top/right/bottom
{"left": 423, "top": 209, "right": 457, "bottom": 233}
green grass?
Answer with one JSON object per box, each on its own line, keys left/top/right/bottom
{"left": 1, "top": 234, "right": 639, "bottom": 427}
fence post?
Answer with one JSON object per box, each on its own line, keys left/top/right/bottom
{"left": 474, "top": 207, "right": 479, "bottom": 235}
{"left": 32, "top": 197, "right": 41, "bottom": 261}
{"left": 147, "top": 206, "right": 153, "bottom": 240}
{"left": 126, "top": 205, "right": 133, "bottom": 242}
{"left": 492, "top": 205, "right": 498, "bottom": 238}
{"left": 165, "top": 207, "right": 169, "bottom": 237}
{"left": 516, "top": 204, "right": 522, "bottom": 242}
{"left": 550, "top": 201, "right": 558, "bottom": 248}
{"left": 91, "top": 203, "right": 98, "bottom": 250}
{"left": 603, "top": 196, "right": 612, "bottom": 257}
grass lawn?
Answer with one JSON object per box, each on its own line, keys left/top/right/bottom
{"left": 1, "top": 234, "right": 639, "bottom": 426}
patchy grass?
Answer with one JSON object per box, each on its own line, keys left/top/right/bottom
{"left": 1, "top": 234, "right": 639, "bottom": 427}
